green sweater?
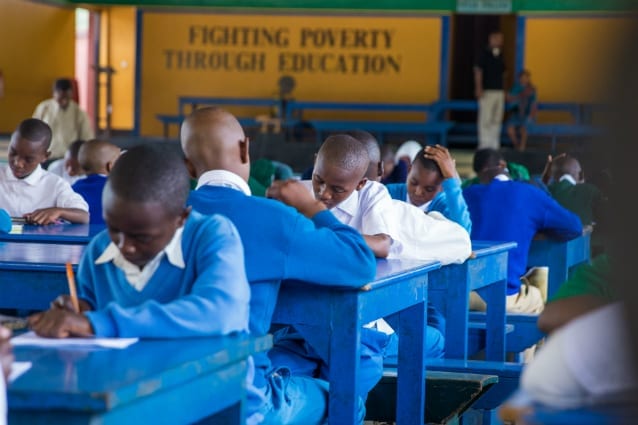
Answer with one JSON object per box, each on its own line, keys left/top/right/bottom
{"left": 548, "top": 180, "right": 603, "bottom": 225}
{"left": 551, "top": 254, "right": 615, "bottom": 302}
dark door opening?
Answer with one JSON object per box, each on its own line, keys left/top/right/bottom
{"left": 449, "top": 13, "right": 517, "bottom": 124}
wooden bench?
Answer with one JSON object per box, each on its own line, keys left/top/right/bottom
{"left": 284, "top": 100, "right": 454, "bottom": 145}
{"left": 366, "top": 370, "right": 498, "bottom": 424}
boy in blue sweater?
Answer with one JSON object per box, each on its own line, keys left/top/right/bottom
{"left": 72, "top": 139, "right": 121, "bottom": 225}
{"left": 181, "top": 107, "right": 378, "bottom": 425}
{"left": 387, "top": 144, "right": 472, "bottom": 233}
{"left": 463, "top": 148, "right": 582, "bottom": 313}
{"left": 28, "top": 144, "right": 250, "bottom": 341}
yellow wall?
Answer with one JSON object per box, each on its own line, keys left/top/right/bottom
{"left": 0, "top": 0, "right": 75, "bottom": 133}
{"left": 140, "top": 12, "right": 442, "bottom": 137}
{"left": 98, "top": 6, "right": 136, "bottom": 130}
{"left": 525, "top": 16, "right": 632, "bottom": 123}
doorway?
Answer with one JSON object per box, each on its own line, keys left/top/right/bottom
{"left": 74, "top": 8, "right": 100, "bottom": 134}
{"left": 449, "top": 13, "right": 517, "bottom": 123}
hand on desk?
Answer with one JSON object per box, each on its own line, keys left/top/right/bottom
{"left": 27, "top": 306, "right": 94, "bottom": 339}
{"left": 23, "top": 208, "right": 64, "bottom": 225}
{"left": 363, "top": 234, "right": 391, "bottom": 258}
{"left": 266, "top": 179, "right": 327, "bottom": 218}
{"left": 0, "top": 326, "right": 14, "bottom": 381}
{"left": 51, "top": 295, "right": 93, "bottom": 313}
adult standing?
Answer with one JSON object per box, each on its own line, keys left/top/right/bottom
{"left": 474, "top": 31, "right": 506, "bottom": 149}
{"left": 32, "top": 78, "right": 94, "bottom": 160}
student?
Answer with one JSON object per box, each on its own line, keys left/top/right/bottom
{"left": 537, "top": 253, "right": 615, "bottom": 334}
{"left": 47, "top": 139, "right": 86, "bottom": 185}
{"left": 181, "top": 107, "right": 378, "bottom": 425}
{"left": 520, "top": 302, "right": 638, "bottom": 409}
{"left": 463, "top": 148, "right": 582, "bottom": 313}
{"left": 387, "top": 144, "right": 472, "bottom": 233}
{"left": 71, "top": 139, "right": 121, "bottom": 225}
{"left": 506, "top": 70, "right": 537, "bottom": 152}
{"left": 27, "top": 143, "right": 250, "bottom": 340}
{"left": 298, "top": 129, "right": 382, "bottom": 183}
{"left": 0, "top": 326, "right": 12, "bottom": 425}
{"left": 273, "top": 134, "right": 471, "bottom": 361}
{"left": 32, "top": 78, "right": 94, "bottom": 160}
{"left": 380, "top": 143, "right": 408, "bottom": 185}
{"left": 394, "top": 140, "right": 423, "bottom": 171}
{"left": 0, "top": 118, "right": 89, "bottom": 224}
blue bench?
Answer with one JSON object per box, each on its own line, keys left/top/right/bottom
{"left": 284, "top": 100, "right": 454, "bottom": 145}
{"left": 156, "top": 96, "right": 281, "bottom": 138}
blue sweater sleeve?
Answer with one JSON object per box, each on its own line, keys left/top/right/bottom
{"left": 537, "top": 189, "right": 583, "bottom": 240}
{"left": 386, "top": 183, "right": 407, "bottom": 201}
{"left": 84, "top": 218, "right": 251, "bottom": 338}
{"left": 283, "top": 209, "right": 376, "bottom": 287}
{"left": 434, "top": 177, "right": 472, "bottom": 234}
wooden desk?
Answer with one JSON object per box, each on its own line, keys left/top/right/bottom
{"left": 0, "top": 242, "right": 85, "bottom": 310}
{"left": 0, "top": 223, "right": 104, "bottom": 244}
{"left": 527, "top": 229, "right": 592, "bottom": 299}
{"left": 8, "top": 334, "right": 272, "bottom": 424}
{"left": 429, "top": 241, "right": 517, "bottom": 361}
{"left": 272, "top": 259, "right": 440, "bottom": 425}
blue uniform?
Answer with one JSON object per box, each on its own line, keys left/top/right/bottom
{"left": 72, "top": 174, "right": 107, "bottom": 224}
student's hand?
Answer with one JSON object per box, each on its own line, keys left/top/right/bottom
{"left": 51, "top": 295, "right": 93, "bottom": 313}
{"left": 363, "top": 234, "right": 392, "bottom": 258}
{"left": 266, "top": 179, "right": 326, "bottom": 218}
{"left": 424, "top": 145, "right": 458, "bottom": 179}
{"left": 540, "top": 153, "right": 566, "bottom": 185}
{"left": 0, "top": 326, "right": 14, "bottom": 382}
{"left": 27, "top": 309, "right": 94, "bottom": 338}
{"left": 23, "top": 208, "right": 63, "bottom": 225}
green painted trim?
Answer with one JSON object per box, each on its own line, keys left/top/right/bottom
{"left": 513, "top": 0, "right": 634, "bottom": 12}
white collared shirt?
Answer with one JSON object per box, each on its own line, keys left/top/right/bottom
{"left": 0, "top": 165, "right": 89, "bottom": 218}
{"left": 32, "top": 99, "right": 94, "bottom": 159}
{"left": 95, "top": 227, "right": 185, "bottom": 291}
{"left": 559, "top": 174, "right": 578, "bottom": 185}
{"left": 47, "top": 159, "right": 85, "bottom": 186}
{"left": 196, "top": 169, "right": 251, "bottom": 195}
{"left": 494, "top": 173, "right": 511, "bottom": 182}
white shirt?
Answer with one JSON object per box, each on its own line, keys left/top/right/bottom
{"left": 559, "top": 174, "right": 578, "bottom": 185}
{"left": 95, "top": 227, "right": 185, "bottom": 291}
{"left": 47, "top": 159, "right": 85, "bottom": 186}
{"left": 196, "top": 169, "right": 251, "bottom": 195}
{"left": 0, "top": 368, "right": 5, "bottom": 425}
{"left": 303, "top": 180, "right": 471, "bottom": 264}
{"left": 0, "top": 165, "right": 89, "bottom": 217}
{"left": 32, "top": 99, "right": 94, "bottom": 159}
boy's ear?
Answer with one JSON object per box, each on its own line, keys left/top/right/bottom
{"left": 377, "top": 161, "right": 383, "bottom": 179}
{"left": 177, "top": 205, "right": 192, "bottom": 227}
{"left": 239, "top": 137, "right": 250, "bottom": 165}
{"left": 183, "top": 158, "right": 198, "bottom": 180}
{"left": 43, "top": 150, "right": 51, "bottom": 162}
{"left": 356, "top": 177, "right": 368, "bottom": 191}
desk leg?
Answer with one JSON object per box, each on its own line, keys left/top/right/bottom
{"left": 442, "top": 268, "right": 470, "bottom": 360}
{"left": 483, "top": 279, "right": 507, "bottom": 362}
{"left": 396, "top": 301, "right": 427, "bottom": 425}
{"left": 329, "top": 296, "right": 361, "bottom": 424}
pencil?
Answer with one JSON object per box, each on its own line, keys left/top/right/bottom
{"left": 65, "top": 262, "right": 80, "bottom": 313}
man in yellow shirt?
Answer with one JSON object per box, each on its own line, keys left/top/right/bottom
{"left": 32, "top": 78, "right": 94, "bottom": 160}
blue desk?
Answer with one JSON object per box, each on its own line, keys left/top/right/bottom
{"left": 429, "top": 241, "right": 517, "bottom": 362}
{"left": 0, "top": 223, "right": 104, "bottom": 244}
{"left": 8, "top": 334, "right": 272, "bottom": 424}
{"left": 0, "top": 242, "right": 85, "bottom": 310}
{"left": 527, "top": 229, "right": 592, "bottom": 299}
{"left": 272, "top": 259, "right": 440, "bottom": 425}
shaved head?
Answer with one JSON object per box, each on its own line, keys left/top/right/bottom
{"left": 180, "top": 107, "right": 250, "bottom": 182}
{"left": 316, "top": 134, "right": 369, "bottom": 179}
{"left": 553, "top": 155, "right": 582, "bottom": 182}
{"left": 78, "top": 139, "right": 121, "bottom": 174}
{"left": 343, "top": 130, "right": 381, "bottom": 180}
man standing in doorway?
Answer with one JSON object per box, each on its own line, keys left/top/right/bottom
{"left": 474, "top": 31, "right": 506, "bottom": 149}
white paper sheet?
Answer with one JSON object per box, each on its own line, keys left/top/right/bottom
{"left": 8, "top": 362, "right": 31, "bottom": 382}
{"left": 11, "top": 331, "right": 138, "bottom": 349}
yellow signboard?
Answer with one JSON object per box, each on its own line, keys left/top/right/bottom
{"left": 140, "top": 12, "right": 442, "bottom": 136}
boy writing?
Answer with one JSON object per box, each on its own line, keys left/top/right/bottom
{"left": 27, "top": 143, "right": 250, "bottom": 340}
{"left": 0, "top": 118, "right": 89, "bottom": 224}
{"left": 72, "top": 139, "right": 122, "bottom": 224}
{"left": 181, "top": 107, "right": 378, "bottom": 425}
{"left": 387, "top": 144, "right": 472, "bottom": 233}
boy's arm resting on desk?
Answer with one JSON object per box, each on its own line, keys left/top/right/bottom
{"left": 27, "top": 308, "right": 95, "bottom": 338}
{"left": 24, "top": 207, "right": 89, "bottom": 225}
{"left": 538, "top": 191, "right": 583, "bottom": 240}
{"left": 82, "top": 218, "right": 250, "bottom": 338}
{"left": 363, "top": 234, "right": 391, "bottom": 258}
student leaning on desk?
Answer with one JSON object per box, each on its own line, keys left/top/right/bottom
{"left": 26, "top": 144, "right": 250, "bottom": 341}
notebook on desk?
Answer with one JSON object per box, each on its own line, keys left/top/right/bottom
{"left": 11, "top": 331, "right": 138, "bottom": 349}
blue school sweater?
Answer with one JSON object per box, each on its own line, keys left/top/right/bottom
{"left": 187, "top": 185, "right": 377, "bottom": 386}
{"left": 463, "top": 179, "right": 582, "bottom": 294}
{"left": 77, "top": 210, "right": 250, "bottom": 337}
{"left": 386, "top": 178, "right": 472, "bottom": 233}
{"left": 72, "top": 174, "right": 107, "bottom": 224}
